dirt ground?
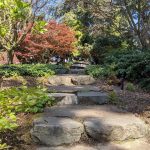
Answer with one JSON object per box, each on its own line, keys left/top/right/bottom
{"left": 97, "top": 80, "right": 150, "bottom": 127}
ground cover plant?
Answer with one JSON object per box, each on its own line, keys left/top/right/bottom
{"left": 0, "top": 86, "right": 54, "bottom": 148}
{"left": 0, "top": 64, "right": 69, "bottom": 77}
{"left": 85, "top": 65, "right": 116, "bottom": 79}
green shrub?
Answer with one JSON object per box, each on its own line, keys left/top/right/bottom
{"left": 125, "top": 82, "right": 136, "bottom": 92}
{"left": 105, "top": 50, "right": 150, "bottom": 91}
{"left": 0, "top": 64, "right": 69, "bottom": 77}
{"left": 139, "top": 78, "right": 150, "bottom": 91}
{"left": 0, "top": 86, "right": 54, "bottom": 132}
{"left": 85, "top": 65, "right": 115, "bottom": 78}
{"left": 0, "top": 140, "right": 8, "bottom": 150}
{"left": 108, "top": 91, "right": 119, "bottom": 104}
{"left": 91, "top": 36, "right": 123, "bottom": 64}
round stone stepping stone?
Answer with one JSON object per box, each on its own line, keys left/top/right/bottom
{"left": 49, "top": 93, "right": 78, "bottom": 105}
{"left": 84, "top": 117, "right": 149, "bottom": 142}
{"left": 31, "top": 117, "right": 84, "bottom": 146}
{"left": 77, "top": 92, "right": 108, "bottom": 105}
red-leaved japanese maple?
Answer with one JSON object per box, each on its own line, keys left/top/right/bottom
{"left": 16, "top": 21, "right": 76, "bottom": 63}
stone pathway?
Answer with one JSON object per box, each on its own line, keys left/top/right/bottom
{"left": 31, "top": 73, "right": 150, "bottom": 150}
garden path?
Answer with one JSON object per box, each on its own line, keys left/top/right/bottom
{"left": 31, "top": 63, "right": 150, "bottom": 150}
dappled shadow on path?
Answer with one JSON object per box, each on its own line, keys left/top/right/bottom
{"left": 42, "top": 104, "right": 148, "bottom": 150}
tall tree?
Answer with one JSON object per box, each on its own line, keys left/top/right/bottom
{"left": 115, "top": 0, "right": 150, "bottom": 49}
{"left": 16, "top": 21, "right": 76, "bottom": 63}
{"left": 0, "top": 0, "right": 51, "bottom": 64}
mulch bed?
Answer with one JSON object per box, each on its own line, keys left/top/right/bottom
{"left": 97, "top": 79, "right": 150, "bottom": 126}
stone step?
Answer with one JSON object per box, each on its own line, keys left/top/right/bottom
{"left": 36, "top": 139, "right": 150, "bottom": 150}
{"left": 69, "top": 69, "right": 85, "bottom": 74}
{"left": 48, "top": 75, "right": 95, "bottom": 86}
{"left": 49, "top": 93, "right": 78, "bottom": 105}
{"left": 43, "top": 105, "right": 149, "bottom": 142}
{"left": 47, "top": 85, "right": 100, "bottom": 93}
{"left": 31, "top": 117, "right": 84, "bottom": 146}
{"left": 77, "top": 92, "right": 108, "bottom": 105}
{"left": 49, "top": 92, "right": 108, "bottom": 106}
{"left": 71, "top": 63, "right": 88, "bottom": 69}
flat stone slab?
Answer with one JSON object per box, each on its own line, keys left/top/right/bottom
{"left": 44, "top": 105, "right": 149, "bottom": 142}
{"left": 48, "top": 75, "right": 95, "bottom": 86}
{"left": 44, "top": 105, "right": 128, "bottom": 119}
{"left": 71, "top": 64, "right": 88, "bottom": 69}
{"left": 69, "top": 69, "right": 85, "bottom": 74}
{"left": 37, "top": 139, "right": 150, "bottom": 150}
{"left": 49, "top": 93, "right": 78, "bottom": 105}
{"left": 31, "top": 117, "right": 84, "bottom": 146}
{"left": 77, "top": 92, "right": 108, "bottom": 105}
{"left": 48, "top": 75, "right": 73, "bottom": 86}
{"left": 47, "top": 85, "right": 100, "bottom": 93}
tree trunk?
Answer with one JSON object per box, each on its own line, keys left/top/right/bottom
{"left": 123, "top": 0, "right": 149, "bottom": 50}
{"left": 7, "top": 49, "right": 14, "bottom": 64}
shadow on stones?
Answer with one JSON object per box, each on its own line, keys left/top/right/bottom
{"left": 43, "top": 105, "right": 138, "bottom": 150}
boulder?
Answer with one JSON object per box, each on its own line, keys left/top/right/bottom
{"left": 84, "top": 117, "right": 149, "bottom": 142}
{"left": 31, "top": 117, "right": 84, "bottom": 146}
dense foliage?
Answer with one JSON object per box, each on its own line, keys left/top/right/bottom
{"left": 0, "top": 0, "right": 51, "bottom": 64}
{"left": 86, "top": 50, "right": 150, "bottom": 91}
{"left": 16, "top": 21, "right": 76, "bottom": 63}
{"left": 91, "top": 36, "right": 124, "bottom": 64}
{"left": 0, "top": 86, "right": 54, "bottom": 148}
{"left": 0, "top": 64, "right": 68, "bottom": 77}
{"left": 85, "top": 65, "right": 115, "bottom": 79}
{"left": 107, "top": 50, "right": 150, "bottom": 90}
